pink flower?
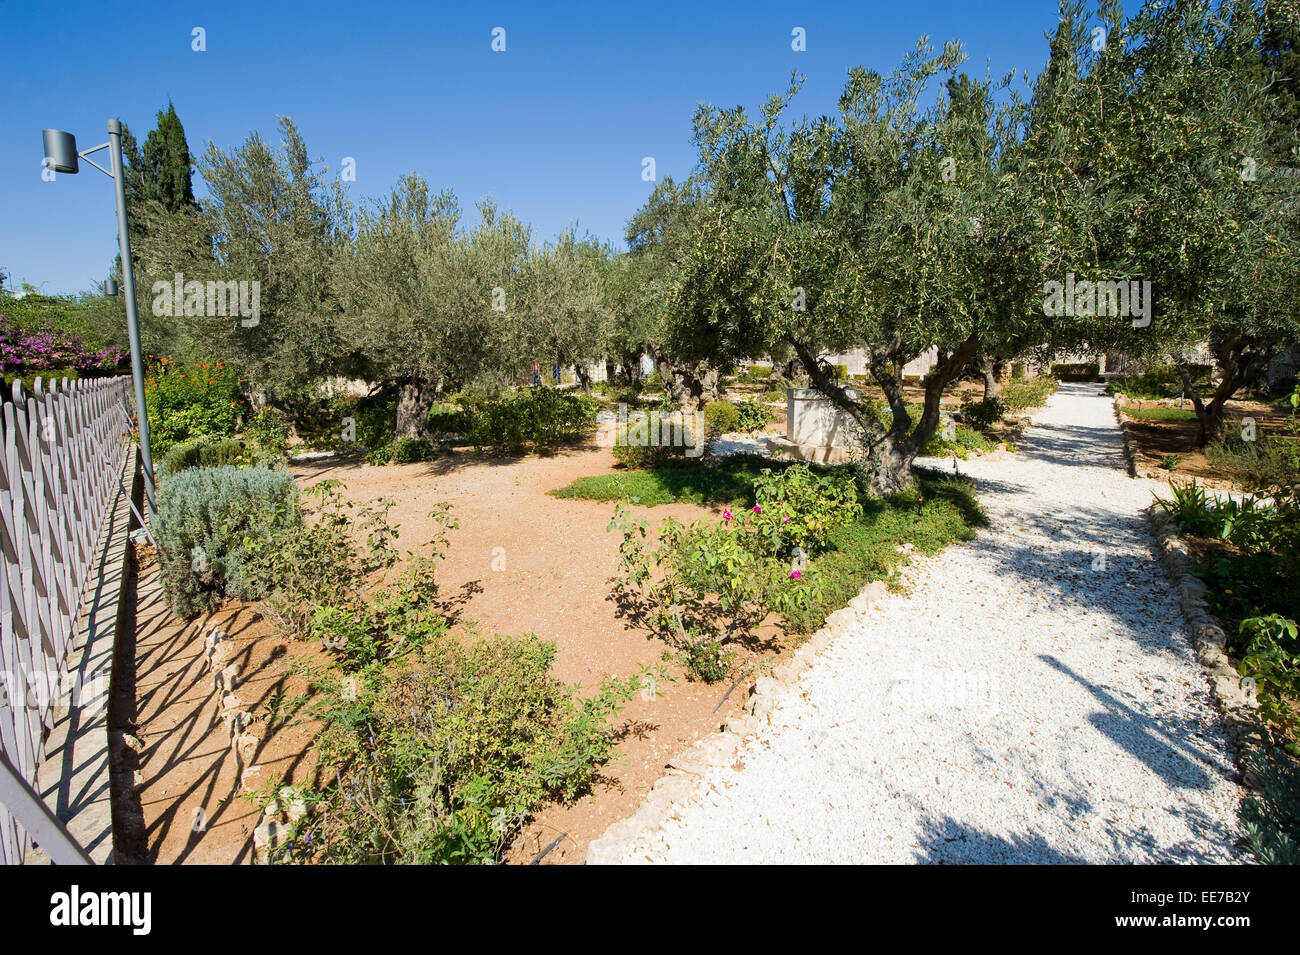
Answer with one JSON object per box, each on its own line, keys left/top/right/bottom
{"left": 722, "top": 509, "right": 733, "bottom": 522}
{"left": 752, "top": 505, "right": 762, "bottom": 514}
{"left": 789, "top": 570, "right": 802, "bottom": 580}
{"left": 782, "top": 516, "right": 791, "bottom": 524}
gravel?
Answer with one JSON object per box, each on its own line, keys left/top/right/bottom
{"left": 613, "top": 382, "right": 1244, "bottom": 864}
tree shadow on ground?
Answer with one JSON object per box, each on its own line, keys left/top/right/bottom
{"left": 1039, "top": 654, "right": 1238, "bottom": 795}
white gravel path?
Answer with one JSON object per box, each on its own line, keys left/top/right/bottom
{"left": 615, "top": 382, "right": 1244, "bottom": 864}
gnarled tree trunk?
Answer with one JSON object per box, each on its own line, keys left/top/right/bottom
{"left": 978, "top": 355, "right": 999, "bottom": 399}
{"left": 791, "top": 334, "right": 980, "bottom": 496}
{"left": 654, "top": 348, "right": 720, "bottom": 413}
{"left": 1180, "top": 337, "right": 1269, "bottom": 448}
{"left": 395, "top": 378, "right": 437, "bottom": 440}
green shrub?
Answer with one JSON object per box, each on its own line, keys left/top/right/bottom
{"left": 1238, "top": 614, "right": 1300, "bottom": 750}
{"left": 1107, "top": 364, "right": 1213, "bottom": 399}
{"left": 999, "top": 377, "right": 1056, "bottom": 413}
{"left": 458, "top": 387, "right": 599, "bottom": 454}
{"left": 703, "top": 400, "right": 741, "bottom": 438}
{"left": 740, "top": 365, "right": 773, "bottom": 383}
{"left": 734, "top": 399, "right": 773, "bottom": 433}
{"left": 154, "top": 466, "right": 301, "bottom": 616}
{"left": 1011, "top": 361, "right": 1026, "bottom": 380}
{"left": 612, "top": 441, "right": 688, "bottom": 469}
{"left": 1238, "top": 749, "right": 1300, "bottom": 865}
{"left": 288, "top": 634, "right": 648, "bottom": 864}
{"left": 831, "top": 364, "right": 849, "bottom": 381}
{"left": 606, "top": 463, "right": 861, "bottom": 680}
{"left": 144, "top": 359, "right": 243, "bottom": 452}
{"left": 426, "top": 402, "right": 470, "bottom": 440}
{"left": 350, "top": 391, "right": 397, "bottom": 450}
{"left": 246, "top": 407, "right": 292, "bottom": 457}
{"left": 161, "top": 437, "right": 252, "bottom": 475}
{"left": 307, "top": 555, "right": 450, "bottom": 671}
{"left": 608, "top": 502, "right": 821, "bottom": 681}
{"left": 959, "top": 395, "right": 1007, "bottom": 430}
{"left": 608, "top": 405, "right": 703, "bottom": 468}
{"left": 606, "top": 465, "right": 983, "bottom": 677}
{"left": 1050, "top": 362, "right": 1101, "bottom": 382}
{"left": 247, "top": 480, "right": 426, "bottom": 638}
{"left": 750, "top": 463, "right": 862, "bottom": 554}
{"left": 366, "top": 437, "right": 438, "bottom": 465}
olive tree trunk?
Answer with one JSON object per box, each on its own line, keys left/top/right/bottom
{"left": 792, "top": 334, "right": 980, "bottom": 496}
{"left": 395, "top": 378, "right": 437, "bottom": 440}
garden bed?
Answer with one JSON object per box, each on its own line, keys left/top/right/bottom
{"left": 129, "top": 428, "right": 985, "bottom": 864}
{"left": 1116, "top": 395, "right": 1296, "bottom": 488}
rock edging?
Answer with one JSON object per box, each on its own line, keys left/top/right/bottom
{"left": 1145, "top": 505, "right": 1268, "bottom": 784}
{"left": 584, "top": 578, "right": 890, "bottom": 864}
{"left": 1111, "top": 393, "right": 1142, "bottom": 478}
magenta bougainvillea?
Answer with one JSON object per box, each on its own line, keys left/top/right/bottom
{"left": 0, "top": 314, "right": 126, "bottom": 373}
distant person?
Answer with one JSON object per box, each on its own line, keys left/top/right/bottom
{"left": 553, "top": 362, "right": 561, "bottom": 384}
{"left": 533, "top": 361, "right": 540, "bottom": 387}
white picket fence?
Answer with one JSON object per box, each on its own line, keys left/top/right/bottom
{"left": 0, "top": 375, "right": 133, "bottom": 865}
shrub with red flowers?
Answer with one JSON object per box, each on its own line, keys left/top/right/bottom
{"left": 606, "top": 490, "right": 844, "bottom": 682}
{"left": 144, "top": 358, "right": 244, "bottom": 452}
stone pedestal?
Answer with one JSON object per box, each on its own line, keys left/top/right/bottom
{"left": 765, "top": 388, "right": 860, "bottom": 463}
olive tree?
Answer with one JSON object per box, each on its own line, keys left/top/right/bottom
{"left": 658, "top": 45, "right": 1051, "bottom": 493}
{"left": 340, "top": 179, "right": 532, "bottom": 437}
{"left": 1061, "top": 0, "right": 1300, "bottom": 445}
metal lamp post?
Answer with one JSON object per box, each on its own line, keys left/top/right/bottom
{"left": 42, "top": 120, "right": 157, "bottom": 519}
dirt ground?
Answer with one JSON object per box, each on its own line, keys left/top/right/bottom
{"left": 132, "top": 434, "right": 779, "bottom": 865}
{"left": 1116, "top": 395, "right": 1293, "bottom": 488}
{"left": 129, "top": 555, "right": 327, "bottom": 864}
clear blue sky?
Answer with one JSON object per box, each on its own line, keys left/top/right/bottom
{"left": 0, "top": 0, "right": 1126, "bottom": 295}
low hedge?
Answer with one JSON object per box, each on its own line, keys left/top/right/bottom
{"left": 1051, "top": 362, "right": 1101, "bottom": 382}
{"left": 458, "top": 387, "right": 601, "bottom": 454}
{"left": 161, "top": 437, "right": 251, "bottom": 475}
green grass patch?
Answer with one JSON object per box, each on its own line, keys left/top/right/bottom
{"left": 551, "top": 454, "right": 789, "bottom": 507}
{"left": 1123, "top": 406, "right": 1197, "bottom": 422}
